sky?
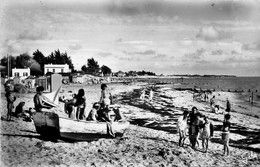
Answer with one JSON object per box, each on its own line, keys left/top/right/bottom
{"left": 1, "top": 0, "right": 260, "bottom": 76}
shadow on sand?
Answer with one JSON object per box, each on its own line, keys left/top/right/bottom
{"left": 116, "top": 87, "right": 260, "bottom": 153}
{"left": 211, "top": 123, "right": 260, "bottom": 153}
{"left": 116, "top": 88, "right": 181, "bottom": 134}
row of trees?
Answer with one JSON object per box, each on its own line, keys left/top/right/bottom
{"left": 81, "top": 58, "right": 112, "bottom": 76}
{"left": 0, "top": 50, "right": 113, "bottom": 77}
{"left": 1, "top": 49, "right": 74, "bottom": 76}
{"left": 0, "top": 50, "right": 156, "bottom": 77}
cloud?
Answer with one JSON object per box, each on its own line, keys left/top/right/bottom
{"left": 123, "top": 49, "right": 156, "bottom": 55}
{"left": 122, "top": 41, "right": 154, "bottom": 45}
{"left": 115, "top": 38, "right": 123, "bottom": 43}
{"left": 18, "top": 29, "right": 50, "bottom": 40}
{"left": 153, "top": 54, "right": 167, "bottom": 59}
{"left": 231, "top": 50, "right": 240, "bottom": 55}
{"left": 183, "top": 48, "right": 205, "bottom": 61}
{"left": 69, "top": 43, "right": 82, "bottom": 50}
{"left": 242, "top": 41, "right": 260, "bottom": 51}
{"left": 135, "top": 49, "right": 156, "bottom": 55}
{"left": 117, "top": 55, "right": 140, "bottom": 61}
{"left": 4, "top": 40, "right": 29, "bottom": 54}
{"left": 196, "top": 26, "right": 230, "bottom": 41}
{"left": 98, "top": 52, "right": 112, "bottom": 57}
{"left": 211, "top": 50, "right": 224, "bottom": 55}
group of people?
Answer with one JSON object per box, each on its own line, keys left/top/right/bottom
{"left": 177, "top": 106, "right": 231, "bottom": 155}
{"left": 4, "top": 85, "right": 33, "bottom": 122}
{"left": 56, "top": 83, "right": 124, "bottom": 122}
{"left": 209, "top": 95, "right": 231, "bottom": 114}
{"left": 140, "top": 88, "right": 154, "bottom": 101}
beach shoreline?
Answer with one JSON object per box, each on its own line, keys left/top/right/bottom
{"left": 1, "top": 82, "right": 260, "bottom": 167}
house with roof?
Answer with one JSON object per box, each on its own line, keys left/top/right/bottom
{"left": 44, "top": 64, "right": 71, "bottom": 74}
{"left": 12, "top": 68, "right": 30, "bottom": 80}
{"left": 114, "top": 71, "right": 126, "bottom": 77}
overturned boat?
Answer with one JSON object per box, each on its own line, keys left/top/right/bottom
{"left": 32, "top": 86, "right": 130, "bottom": 141}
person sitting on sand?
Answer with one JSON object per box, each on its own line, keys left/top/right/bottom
{"left": 14, "top": 102, "right": 25, "bottom": 117}
{"left": 74, "top": 89, "right": 86, "bottom": 120}
{"left": 222, "top": 113, "right": 231, "bottom": 156}
{"left": 34, "top": 86, "right": 52, "bottom": 112}
{"left": 214, "top": 105, "right": 222, "bottom": 114}
{"left": 5, "top": 90, "right": 16, "bottom": 121}
{"left": 188, "top": 106, "right": 204, "bottom": 149}
{"left": 177, "top": 110, "right": 189, "bottom": 147}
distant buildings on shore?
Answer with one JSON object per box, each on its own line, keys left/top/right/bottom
{"left": 167, "top": 74, "right": 236, "bottom": 78}
{"left": 44, "top": 64, "right": 71, "bottom": 74}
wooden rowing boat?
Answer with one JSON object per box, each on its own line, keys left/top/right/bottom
{"left": 33, "top": 111, "right": 130, "bottom": 141}
{"left": 33, "top": 85, "right": 130, "bottom": 141}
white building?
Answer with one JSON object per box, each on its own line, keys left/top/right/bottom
{"left": 44, "top": 64, "right": 71, "bottom": 74}
{"left": 12, "top": 68, "right": 30, "bottom": 80}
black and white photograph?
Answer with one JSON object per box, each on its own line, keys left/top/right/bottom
{"left": 0, "top": 0, "right": 260, "bottom": 166}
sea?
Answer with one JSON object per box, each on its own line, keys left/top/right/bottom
{"left": 134, "top": 76, "right": 260, "bottom": 117}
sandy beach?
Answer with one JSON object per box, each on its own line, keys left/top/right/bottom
{"left": 1, "top": 82, "right": 260, "bottom": 167}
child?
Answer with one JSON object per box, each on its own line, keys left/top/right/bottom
{"left": 140, "top": 90, "right": 146, "bottom": 100}
{"left": 222, "top": 114, "right": 231, "bottom": 156}
{"left": 5, "top": 90, "right": 16, "bottom": 121}
{"left": 75, "top": 89, "right": 86, "bottom": 120}
{"left": 149, "top": 89, "right": 154, "bottom": 101}
{"left": 200, "top": 116, "right": 214, "bottom": 152}
{"left": 177, "top": 110, "right": 189, "bottom": 146}
{"left": 86, "top": 102, "right": 100, "bottom": 121}
{"left": 14, "top": 102, "right": 25, "bottom": 117}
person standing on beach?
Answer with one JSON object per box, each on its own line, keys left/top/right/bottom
{"left": 222, "top": 114, "right": 231, "bottom": 156}
{"left": 99, "top": 83, "right": 124, "bottom": 121}
{"left": 140, "top": 89, "right": 146, "bottom": 100}
{"left": 34, "top": 86, "right": 52, "bottom": 112}
{"left": 188, "top": 106, "right": 204, "bottom": 149}
{"left": 226, "top": 98, "right": 231, "bottom": 112}
{"left": 75, "top": 89, "right": 86, "bottom": 120}
{"left": 5, "top": 90, "right": 16, "bottom": 121}
{"left": 210, "top": 95, "right": 216, "bottom": 112}
{"left": 149, "top": 89, "right": 154, "bottom": 101}
{"left": 177, "top": 110, "right": 189, "bottom": 146}
{"left": 100, "top": 83, "right": 113, "bottom": 106}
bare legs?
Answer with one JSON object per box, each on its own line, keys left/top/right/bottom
{"left": 223, "top": 140, "right": 230, "bottom": 156}
{"left": 202, "top": 139, "right": 209, "bottom": 152}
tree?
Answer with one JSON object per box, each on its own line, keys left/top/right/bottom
{"left": 45, "top": 49, "right": 74, "bottom": 71}
{"left": 81, "top": 65, "right": 88, "bottom": 72}
{"left": 33, "top": 49, "right": 45, "bottom": 75}
{"left": 0, "top": 55, "right": 16, "bottom": 77}
{"left": 83, "top": 58, "right": 99, "bottom": 74}
{"left": 101, "top": 65, "right": 112, "bottom": 76}
{"left": 15, "top": 53, "right": 31, "bottom": 68}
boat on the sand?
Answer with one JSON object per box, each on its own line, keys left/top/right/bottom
{"left": 32, "top": 86, "right": 130, "bottom": 141}
{"left": 33, "top": 111, "right": 130, "bottom": 141}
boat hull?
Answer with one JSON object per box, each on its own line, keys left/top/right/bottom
{"left": 33, "top": 111, "right": 129, "bottom": 141}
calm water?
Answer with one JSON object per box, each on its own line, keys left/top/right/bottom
{"left": 176, "top": 77, "right": 260, "bottom": 92}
